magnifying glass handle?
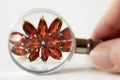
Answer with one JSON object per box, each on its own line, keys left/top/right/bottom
{"left": 75, "top": 38, "right": 102, "bottom": 54}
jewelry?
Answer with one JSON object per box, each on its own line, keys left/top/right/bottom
{"left": 8, "top": 8, "right": 101, "bottom": 74}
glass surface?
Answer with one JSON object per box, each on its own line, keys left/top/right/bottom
{"left": 8, "top": 8, "right": 75, "bottom": 74}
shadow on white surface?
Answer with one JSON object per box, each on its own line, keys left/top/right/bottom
{"left": 1, "top": 67, "right": 120, "bottom": 80}
{"left": 57, "top": 67, "right": 97, "bottom": 74}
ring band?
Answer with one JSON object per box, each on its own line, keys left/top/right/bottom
{"left": 75, "top": 38, "right": 102, "bottom": 54}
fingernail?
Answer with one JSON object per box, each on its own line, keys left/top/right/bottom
{"left": 90, "top": 46, "right": 114, "bottom": 69}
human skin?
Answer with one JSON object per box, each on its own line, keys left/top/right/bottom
{"left": 90, "top": 0, "right": 120, "bottom": 73}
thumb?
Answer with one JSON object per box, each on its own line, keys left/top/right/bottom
{"left": 90, "top": 38, "right": 120, "bottom": 73}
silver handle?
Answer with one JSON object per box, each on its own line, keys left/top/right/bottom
{"left": 75, "top": 38, "right": 102, "bottom": 54}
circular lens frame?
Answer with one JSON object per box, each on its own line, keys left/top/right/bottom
{"left": 8, "top": 8, "right": 75, "bottom": 74}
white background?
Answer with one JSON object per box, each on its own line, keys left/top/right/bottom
{"left": 0, "top": 0, "right": 120, "bottom": 80}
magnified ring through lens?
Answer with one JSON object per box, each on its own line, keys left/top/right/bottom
{"left": 8, "top": 8, "right": 75, "bottom": 74}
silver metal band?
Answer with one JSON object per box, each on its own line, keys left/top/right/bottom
{"left": 75, "top": 38, "right": 102, "bottom": 54}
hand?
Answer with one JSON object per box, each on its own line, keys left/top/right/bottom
{"left": 90, "top": 0, "right": 120, "bottom": 73}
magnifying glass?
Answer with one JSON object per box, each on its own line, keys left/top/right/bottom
{"left": 8, "top": 8, "right": 101, "bottom": 74}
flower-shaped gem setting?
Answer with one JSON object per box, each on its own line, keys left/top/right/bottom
{"left": 9, "top": 17, "right": 72, "bottom": 62}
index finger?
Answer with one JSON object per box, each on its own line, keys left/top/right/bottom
{"left": 91, "top": 0, "right": 120, "bottom": 40}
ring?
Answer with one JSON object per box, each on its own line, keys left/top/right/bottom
{"left": 8, "top": 8, "right": 101, "bottom": 74}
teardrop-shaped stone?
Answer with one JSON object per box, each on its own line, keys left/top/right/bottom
{"left": 48, "top": 18, "right": 62, "bottom": 34}
{"left": 61, "top": 28, "right": 72, "bottom": 40}
{"left": 62, "top": 41, "right": 71, "bottom": 52}
{"left": 12, "top": 47, "right": 27, "bottom": 55}
{"left": 47, "top": 35, "right": 60, "bottom": 48}
{"left": 38, "top": 17, "right": 48, "bottom": 39}
{"left": 23, "top": 21, "right": 37, "bottom": 38}
{"left": 29, "top": 49, "right": 39, "bottom": 62}
{"left": 50, "top": 48, "right": 62, "bottom": 59}
{"left": 41, "top": 46, "right": 50, "bottom": 62}
{"left": 9, "top": 32, "right": 24, "bottom": 44}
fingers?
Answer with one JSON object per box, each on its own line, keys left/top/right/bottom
{"left": 90, "top": 38, "right": 120, "bottom": 73}
{"left": 92, "top": 0, "right": 120, "bottom": 40}
{"left": 91, "top": 0, "right": 120, "bottom": 73}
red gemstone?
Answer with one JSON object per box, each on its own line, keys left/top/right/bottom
{"left": 29, "top": 49, "right": 39, "bottom": 62}
{"left": 9, "top": 32, "right": 24, "bottom": 44}
{"left": 62, "top": 41, "right": 71, "bottom": 52}
{"left": 47, "top": 35, "right": 60, "bottom": 48}
{"left": 23, "top": 21, "right": 37, "bottom": 38}
{"left": 48, "top": 18, "right": 62, "bottom": 33}
{"left": 38, "top": 17, "right": 48, "bottom": 39}
{"left": 61, "top": 28, "right": 72, "bottom": 40}
{"left": 24, "top": 37, "right": 40, "bottom": 50}
{"left": 50, "top": 48, "right": 62, "bottom": 59}
{"left": 11, "top": 17, "right": 72, "bottom": 62}
{"left": 12, "top": 47, "right": 27, "bottom": 55}
{"left": 41, "top": 46, "right": 50, "bottom": 62}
